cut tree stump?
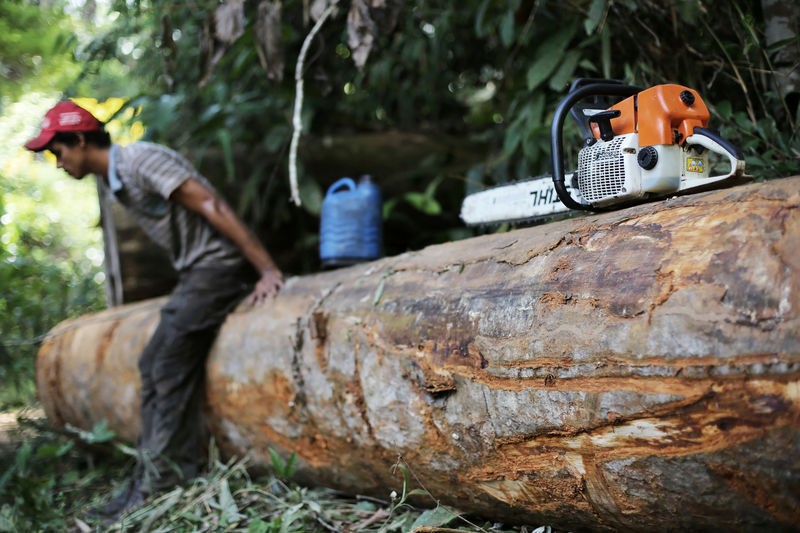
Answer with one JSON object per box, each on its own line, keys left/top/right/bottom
{"left": 37, "top": 176, "right": 800, "bottom": 532}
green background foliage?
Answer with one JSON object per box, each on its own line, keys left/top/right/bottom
{"left": 0, "top": 96, "right": 106, "bottom": 409}
{"left": 0, "top": 1, "right": 78, "bottom": 105}
{"left": 75, "top": 0, "right": 798, "bottom": 261}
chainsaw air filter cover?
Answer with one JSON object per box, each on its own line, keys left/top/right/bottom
{"left": 576, "top": 133, "right": 689, "bottom": 206}
{"left": 577, "top": 134, "right": 632, "bottom": 204}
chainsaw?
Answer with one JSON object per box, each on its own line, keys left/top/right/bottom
{"left": 460, "top": 79, "right": 749, "bottom": 225}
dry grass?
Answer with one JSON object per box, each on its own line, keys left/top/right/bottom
{"left": 0, "top": 413, "right": 558, "bottom": 533}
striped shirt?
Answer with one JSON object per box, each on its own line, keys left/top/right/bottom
{"left": 106, "top": 142, "right": 244, "bottom": 272}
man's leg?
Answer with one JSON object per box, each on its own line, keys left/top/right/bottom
{"left": 138, "top": 267, "right": 250, "bottom": 493}
{"left": 89, "top": 313, "right": 170, "bottom": 519}
{"left": 139, "top": 315, "right": 218, "bottom": 492}
{"left": 109, "top": 266, "right": 250, "bottom": 515}
{"left": 137, "top": 313, "right": 169, "bottom": 478}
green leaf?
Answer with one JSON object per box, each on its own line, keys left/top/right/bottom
{"left": 15, "top": 442, "right": 31, "bottom": 475}
{"left": 219, "top": 478, "right": 238, "bottom": 521}
{"left": 382, "top": 197, "right": 400, "bottom": 219}
{"left": 279, "top": 502, "right": 305, "bottom": 533}
{"left": 0, "top": 460, "right": 16, "bottom": 498}
{"left": 578, "top": 58, "right": 597, "bottom": 72}
{"left": 474, "top": 0, "right": 492, "bottom": 38}
{"left": 584, "top": 0, "right": 608, "bottom": 34}
{"left": 264, "top": 125, "right": 290, "bottom": 153}
{"left": 298, "top": 178, "right": 323, "bottom": 216}
{"left": 248, "top": 518, "right": 270, "bottom": 533}
{"left": 269, "top": 448, "right": 285, "bottom": 472}
{"left": 409, "top": 505, "right": 459, "bottom": 531}
{"left": 765, "top": 36, "right": 799, "bottom": 54}
{"left": 87, "top": 421, "right": 115, "bottom": 443}
{"left": 424, "top": 175, "right": 445, "bottom": 198}
{"left": 199, "top": 103, "right": 223, "bottom": 125}
{"left": 464, "top": 163, "right": 486, "bottom": 194}
{"left": 526, "top": 25, "right": 578, "bottom": 91}
{"left": 715, "top": 100, "right": 733, "bottom": 121}
{"left": 676, "top": 0, "right": 701, "bottom": 24}
{"left": 33, "top": 443, "right": 62, "bottom": 460}
{"left": 33, "top": 441, "right": 73, "bottom": 460}
{"left": 503, "top": 120, "right": 523, "bottom": 157}
{"left": 60, "top": 470, "right": 79, "bottom": 486}
{"left": 354, "top": 500, "right": 377, "bottom": 512}
{"left": 269, "top": 448, "right": 284, "bottom": 470}
{"left": 601, "top": 25, "right": 611, "bottom": 79}
{"left": 217, "top": 129, "right": 236, "bottom": 184}
{"left": 284, "top": 452, "right": 298, "bottom": 478}
{"left": 500, "top": 10, "right": 515, "bottom": 48}
{"left": 403, "top": 192, "right": 441, "bottom": 215}
{"left": 548, "top": 50, "right": 581, "bottom": 91}
{"left": 504, "top": 94, "right": 545, "bottom": 159}
{"left": 306, "top": 499, "right": 321, "bottom": 513}
{"left": 373, "top": 269, "right": 394, "bottom": 306}
{"left": 733, "top": 111, "right": 753, "bottom": 130}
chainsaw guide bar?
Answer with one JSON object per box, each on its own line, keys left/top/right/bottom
{"left": 459, "top": 174, "right": 581, "bottom": 226}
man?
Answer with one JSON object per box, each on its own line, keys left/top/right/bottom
{"left": 25, "top": 100, "right": 284, "bottom": 520}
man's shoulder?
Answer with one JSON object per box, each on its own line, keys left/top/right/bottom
{"left": 117, "top": 141, "right": 196, "bottom": 175}
{"left": 118, "top": 141, "right": 179, "bottom": 161}
{"left": 115, "top": 141, "right": 201, "bottom": 197}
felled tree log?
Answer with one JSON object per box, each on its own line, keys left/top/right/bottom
{"left": 37, "top": 176, "right": 800, "bottom": 532}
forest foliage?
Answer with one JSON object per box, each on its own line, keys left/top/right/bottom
{"left": 73, "top": 0, "right": 800, "bottom": 257}
{"left": 94, "top": 4, "right": 799, "bottom": 171}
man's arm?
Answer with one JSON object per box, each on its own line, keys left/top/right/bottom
{"left": 171, "top": 177, "right": 284, "bottom": 304}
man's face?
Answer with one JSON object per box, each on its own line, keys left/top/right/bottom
{"left": 48, "top": 139, "right": 89, "bottom": 179}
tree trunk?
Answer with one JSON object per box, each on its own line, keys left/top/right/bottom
{"left": 37, "top": 176, "right": 800, "bottom": 532}
{"left": 762, "top": 0, "right": 800, "bottom": 111}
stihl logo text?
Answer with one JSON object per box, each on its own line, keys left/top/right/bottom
{"left": 529, "top": 186, "right": 561, "bottom": 206}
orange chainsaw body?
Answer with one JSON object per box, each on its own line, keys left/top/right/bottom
{"left": 591, "top": 84, "right": 712, "bottom": 146}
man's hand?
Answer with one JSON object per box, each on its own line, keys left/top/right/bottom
{"left": 248, "top": 268, "right": 284, "bottom": 305}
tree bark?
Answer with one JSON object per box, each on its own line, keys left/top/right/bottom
{"left": 37, "top": 176, "right": 800, "bottom": 532}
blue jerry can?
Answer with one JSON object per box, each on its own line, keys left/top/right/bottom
{"left": 319, "top": 175, "right": 382, "bottom": 268}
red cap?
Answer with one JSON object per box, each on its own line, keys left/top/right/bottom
{"left": 24, "top": 101, "right": 104, "bottom": 152}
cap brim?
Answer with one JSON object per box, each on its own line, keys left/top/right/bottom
{"left": 24, "top": 130, "right": 55, "bottom": 152}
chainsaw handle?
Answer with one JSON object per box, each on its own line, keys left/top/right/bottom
{"left": 686, "top": 127, "right": 746, "bottom": 179}
{"left": 551, "top": 82, "right": 641, "bottom": 210}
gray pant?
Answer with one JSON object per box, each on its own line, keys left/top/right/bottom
{"left": 135, "top": 265, "right": 251, "bottom": 493}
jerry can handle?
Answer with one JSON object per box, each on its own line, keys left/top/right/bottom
{"left": 686, "top": 127, "right": 747, "bottom": 179}
{"left": 326, "top": 177, "right": 357, "bottom": 198}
